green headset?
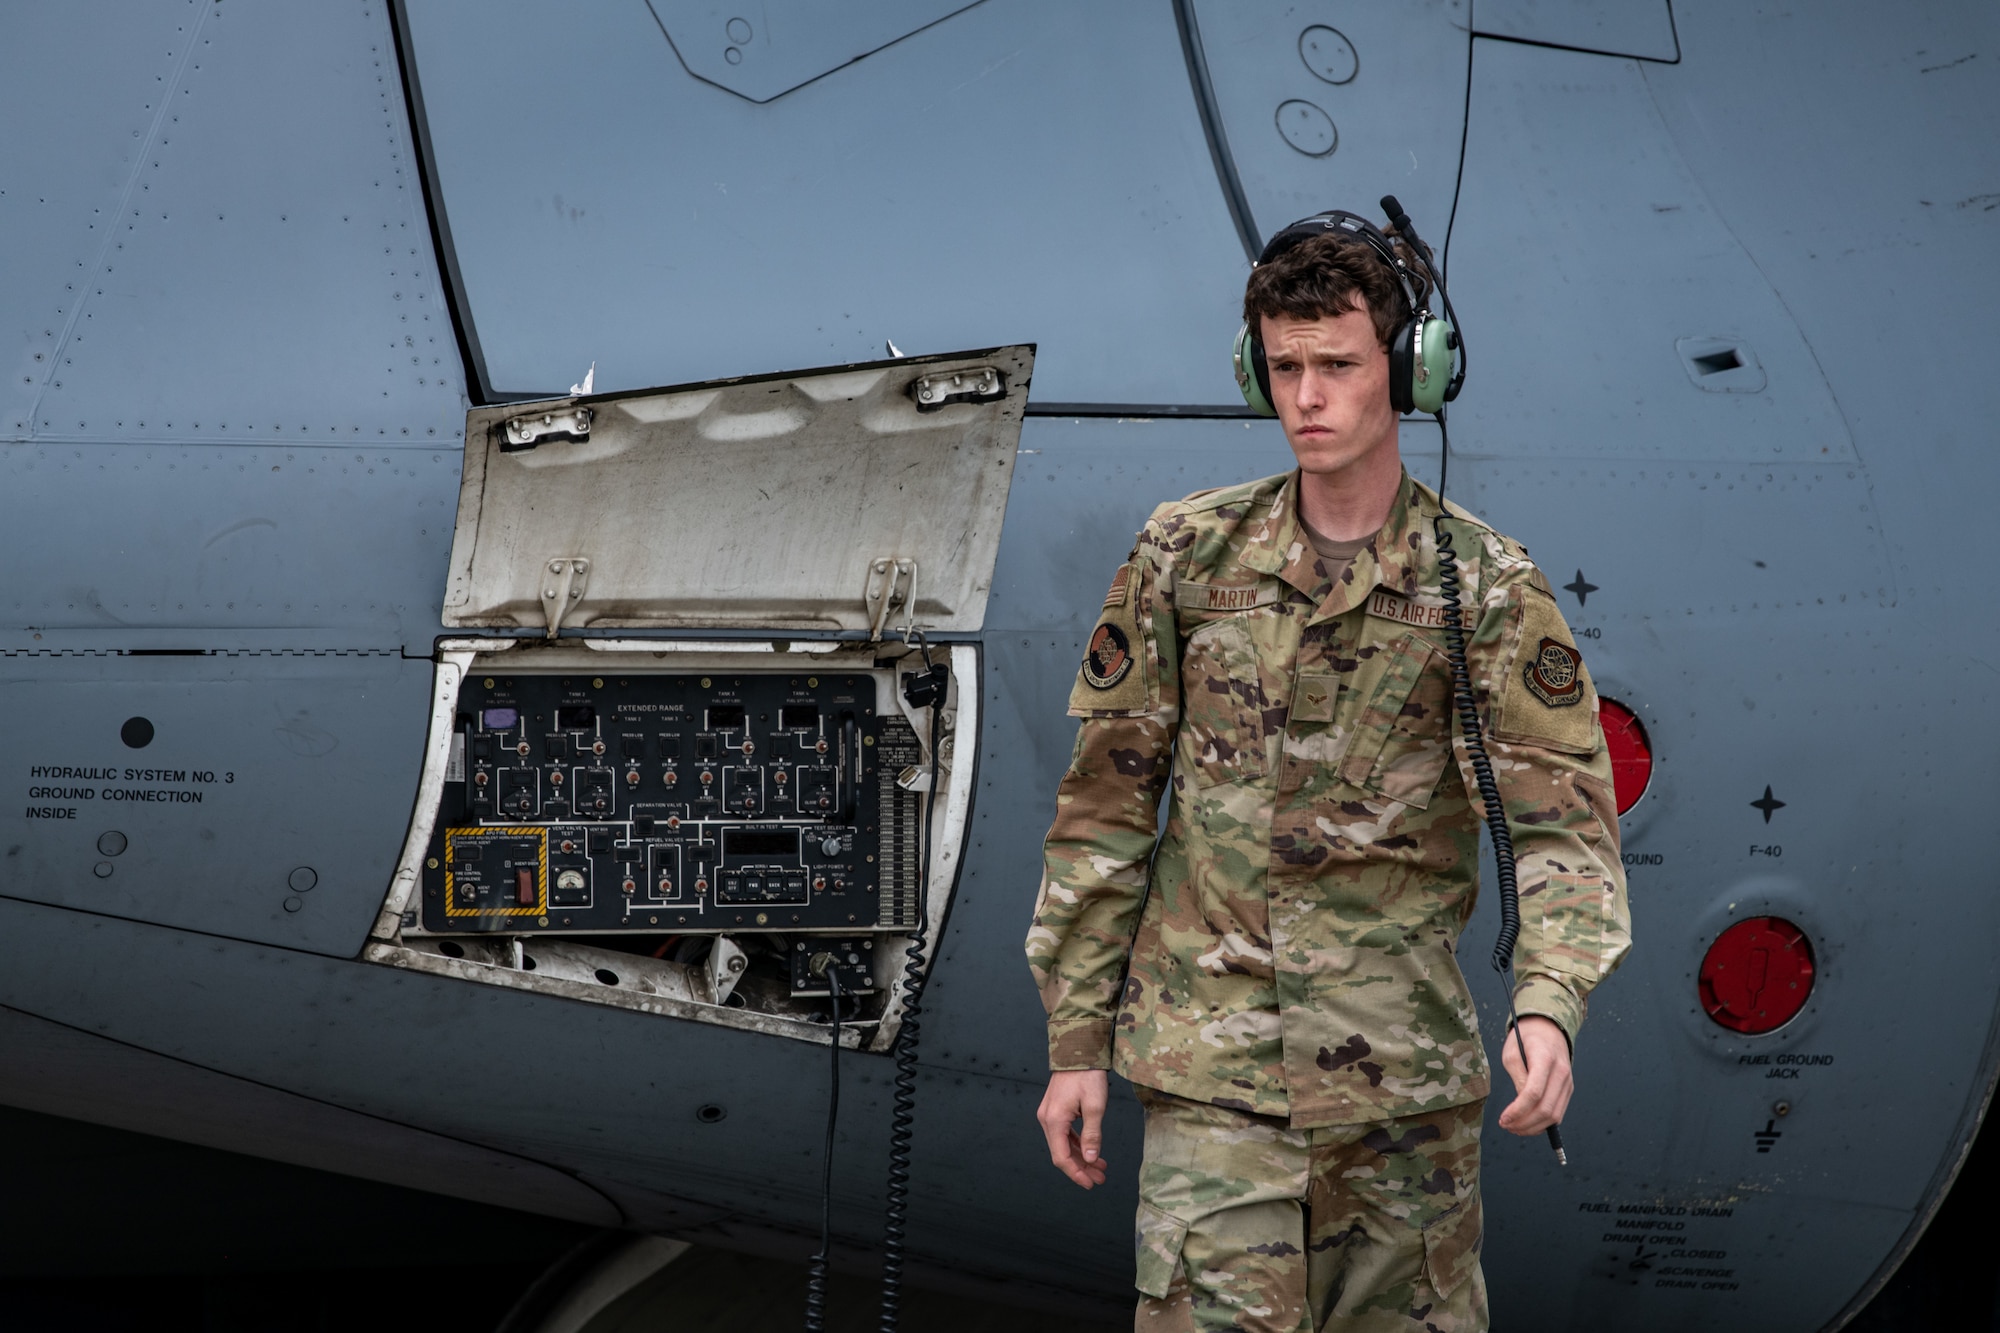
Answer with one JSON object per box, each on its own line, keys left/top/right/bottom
{"left": 1232, "top": 200, "right": 1463, "bottom": 417}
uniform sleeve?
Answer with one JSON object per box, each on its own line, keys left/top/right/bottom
{"left": 1024, "top": 511, "right": 1182, "bottom": 1071}
{"left": 1459, "top": 554, "right": 1632, "bottom": 1046}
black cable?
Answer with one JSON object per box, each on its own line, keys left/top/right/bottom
{"left": 1379, "top": 194, "right": 1563, "bottom": 1162}
{"left": 1430, "top": 411, "right": 1566, "bottom": 1166}
{"left": 1440, "top": 0, "right": 1475, "bottom": 290}
{"left": 1380, "top": 194, "right": 1465, "bottom": 404}
{"left": 804, "top": 966, "right": 844, "bottom": 1332}
{"left": 880, "top": 646, "right": 947, "bottom": 1332}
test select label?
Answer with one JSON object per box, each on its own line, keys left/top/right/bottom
{"left": 23, "top": 764, "right": 232, "bottom": 820}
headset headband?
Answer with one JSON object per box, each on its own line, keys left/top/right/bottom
{"left": 1255, "top": 210, "right": 1425, "bottom": 320}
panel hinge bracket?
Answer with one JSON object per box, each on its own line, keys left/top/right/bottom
{"left": 909, "top": 366, "right": 1005, "bottom": 412}
{"left": 540, "top": 558, "right": 590, "bottom": 638}
{"left": 499, "top": 405, "right": 593, "bottom": 452}
{"left": 706, "top": 936, "right": 749, "bottom": 1006}
{"left": 864, "top": 557, "right": 917, "bottom": 640}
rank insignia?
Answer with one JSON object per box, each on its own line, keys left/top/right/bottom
{"left": 1082, "top": 623, "right": 1133, "bottom": 690}
{"left": 1292, "top": 672, "right": 1337, "bottom": 723}
{"left": 1523, "top": 637, "right": 1584, "bottom": 707}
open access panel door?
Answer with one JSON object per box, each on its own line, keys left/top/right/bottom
{"left": 368, "top": 347, "right": 1032, "bottom": 1049}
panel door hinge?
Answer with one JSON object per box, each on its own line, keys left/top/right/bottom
{"left": 540, "top": 558, "right": 590, "bottom": 638}
{"left": 909, "top": 366, "right": 1005, "bottom": 412}
{"left": 499, "top": 405, "right": 593, "bottom": 452}
{"left": 864, "top": 557, "right": 917, "bottom": 640}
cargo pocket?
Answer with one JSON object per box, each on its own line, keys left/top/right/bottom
{"left": 1178, "top": 616, "right": 1269, "bottom": 787}
{"left": 1421, "top": 1189, "right": 1483, "bottom": 1300}
{"left": 1338, "top": 632, "right": 1453, "bottom": 808}
{"left": 1134, "top": 1200, "right": 1189, "bottom": 1299}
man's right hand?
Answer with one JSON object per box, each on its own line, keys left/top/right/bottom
{"left": 1037, "top": 1069, "right": 1110, "bottom": 1189}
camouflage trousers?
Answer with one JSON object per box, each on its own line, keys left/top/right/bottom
{"left": 1132, "top": 1088, "right": 1487, "bottom": 1333}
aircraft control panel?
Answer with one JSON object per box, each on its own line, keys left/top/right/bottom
{"left": 416, "top": 670, "right": 923, "bottom": 938}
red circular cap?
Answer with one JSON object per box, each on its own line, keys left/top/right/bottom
{"left": 1699, "top": 917, "right": 1815, "bottom": 1033}
{"left": 1599, "top": 698, "right": 1652, "bottom": 815}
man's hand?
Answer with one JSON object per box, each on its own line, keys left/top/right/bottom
{"left": 1037, "top": 1069, "right": 1110, "bottom": 1188}
{"left": 1498, "top": 1015, "right": 1573, "bottom": 1135}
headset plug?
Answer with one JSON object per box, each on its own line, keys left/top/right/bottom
{"left": 901, "top": 662, "right": 949, "bottom": 710}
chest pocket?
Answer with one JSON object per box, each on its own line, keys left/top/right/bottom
{"left": 1337, "top": 630, "right": 1454, "bottom": 808}
{"left": 1177, "top": 615, "right": 1270, "bottom": 787}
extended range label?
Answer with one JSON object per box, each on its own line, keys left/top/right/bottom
{"left": 23, "top": 763, "right": 233, "bottom": 820}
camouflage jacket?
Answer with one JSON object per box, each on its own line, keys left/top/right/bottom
{"left": 1025, "top": 469, "right": 1631, "bottom": 1127}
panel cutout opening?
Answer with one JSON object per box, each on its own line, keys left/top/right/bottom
{"left": 1675, "top": 336, "right": 1767, "bottom": 393}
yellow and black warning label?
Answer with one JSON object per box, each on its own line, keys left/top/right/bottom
{"left": 443, "top": 826, "right": 548, "bottom": 917}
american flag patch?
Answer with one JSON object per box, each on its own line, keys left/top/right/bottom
{"left": 1103, "top": 564, "right": 1133, "bottom": 609}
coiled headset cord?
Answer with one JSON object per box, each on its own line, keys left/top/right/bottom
{"left": 804, "top": 967, "right": 843, "bottom": 1333}
{"left": 802, "top": 645, "right": 947, "bottom": 1333}
{"left": 800, "top": 640, "right": 948, "bottom": 1320}
{"left": 1433, "top": 411, "right": 1567, "bottom": 1166}
{"left": 879, "top": 646, "right": 948, "bottom": 1330}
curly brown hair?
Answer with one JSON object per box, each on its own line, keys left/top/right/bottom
{"left": 1241, "top": 228, "right": 1431, "bottom": 352}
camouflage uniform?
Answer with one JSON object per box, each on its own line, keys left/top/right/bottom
{"left": 1025, "top": 469, "right": 1629, "bottom": 1329}
{"left": 1135, "top": 1089, "right": 1484, "bottom": 1332}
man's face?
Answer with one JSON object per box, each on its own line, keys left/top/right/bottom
{"left": 1260, "top": 306, "right": 1399, "bottom": 478}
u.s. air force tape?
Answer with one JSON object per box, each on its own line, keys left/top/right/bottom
{"left": 1365, "top": 589, "right": 1459, "bottom": 630}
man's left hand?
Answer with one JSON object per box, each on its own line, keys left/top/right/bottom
{"left": 1498, "top": 1015, "right": 1572, "bottom": 1135}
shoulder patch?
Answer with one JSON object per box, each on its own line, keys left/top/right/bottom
{"left": 1522, "top": 637, "right": 1584, "bottom": 708}
{"left": 1492, "top": 587, "right": 1598, "bottom": 754}
{"left": 1082, "top": 623, "right": 1134, "bottom": 689}
{"left": 1069, "top": 561, "right": 1152, "bottom": 715}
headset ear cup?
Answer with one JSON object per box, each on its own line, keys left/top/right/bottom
{"left": 1387, "top": 321, "right": 1416, "bottom": 415}
{"left": 1251, "top": 335, "right": 1274, "bottom": 415}
{"left": 1412, "top": 317, "right": 1456, "bottom": 414}
{"left": 1232, "top": 323, "right": 1278, "bottom": 417}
